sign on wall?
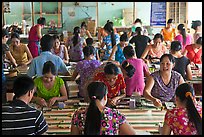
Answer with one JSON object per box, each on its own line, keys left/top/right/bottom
{"left": 150, "top": 2, "right": 166, "bottom": 26}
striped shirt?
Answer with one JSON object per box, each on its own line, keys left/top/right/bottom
{"left": 2, "top": 99, "right": 48, "bottom": 135}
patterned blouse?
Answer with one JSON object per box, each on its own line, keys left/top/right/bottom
{"left": 71, "top": 106, "right": 126, "bottom": 135}
{"left": 51, "top": 45, "right": 66, "bottom": 60}
{"left": 164, "top": 105, "right": 202, "bottom": 135}
{"left": 94, "top": 72, "right": 126, "bottom": 99}
{"left": 150, "top": 70, "right": 181, "bottom": 102}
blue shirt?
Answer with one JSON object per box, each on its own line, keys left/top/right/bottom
{"left": 27, "top": 51, "right": 68, "bottom": 77}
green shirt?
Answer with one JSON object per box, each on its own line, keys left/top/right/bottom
{"left": 34, "top": 76, "right": 64, "bottom": 101}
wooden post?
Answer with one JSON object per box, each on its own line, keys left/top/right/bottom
{"left": 31, "top": 2, "right": 34, "bottom": 26}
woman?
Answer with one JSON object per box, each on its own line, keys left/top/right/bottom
{"left": 94, "top": 62, "right": 126, "bottom": 107}
{"left": 129, "top": 18, "right": 148, "bottom": 37}
{"left": 9, "top": 32, "right": 33, "bottom": 66}
{"left": 122, "top": 46, "right": 150, "bottom": 97}
{"left": 71, "top": 45, "right": 101, "bottom": 98}
{"left": 66, "top": 26, "right": 85, "bottom": 62}
{"left": 108, "top": 32, "right": 130, "bottom": 64}
{"left": 174, "top": 24, "right": 192, "bottom": 52}
{"left": 71, "top": 81, "right": 136, "bottom": 135}
{"left": 100, "top": 21, "right": 120, "bottom": 61}
{"left": 162, "top": 83, "right": 202, "bottom": 135}
{"left": 129, "top": 27, "right": 151, "bottom": 58}
{"left": 80, "top": 21, "right": 92, "bottom": 42}
{"left": 183, "top": 37, "right": 202, "bottom": 65}
{"left": 28, "top": 17, "right": 46, "bottom": 58}
{"left": 51, "top": 34, "right": 69, "bottom": 65}
{"left": 32, "top": 61, "right": 68, "bottom": 107}
{"left": 141, "top": 33, "right": 167, "bottom": 64}
{"left": 143, "top": 54, "right": 185, "bottom": 107}
{"left": 191, "top": 20, "right": 202, "bottom": 43}
{"left": 170, "top": 41, "right": 192, "bottom": 80}
{"left": 160, "top": 19, "right": 176, "bottom": 42}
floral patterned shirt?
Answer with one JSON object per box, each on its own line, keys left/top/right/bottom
{"left": 71, "top": 107, "right": 126, "bottom": 135}
{"left": 164, "top": 105, "right": 202, "bottom": 135}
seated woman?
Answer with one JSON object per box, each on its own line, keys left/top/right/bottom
{"left": 9, "top": 32, "right": 33, "bottom": 66}
{"left": 162, "top": 83, "right": 202, "bottom": 135}
{"left": 121, "top": 46, "right": 150, "bottom": 97}
{"left": 108, "top": 32, "right": 130, "bottom": 64}
{"left": 51, "top": 34, "right": 69, "bottom": 65}
{"left": 93, "top": 62, "right": 126, "bottom": 107}
{"left": 32, "top": 61, "right": 68, "bottom": 107}
{"left": 170, "top": 41, "right": 192, "bottom": 80}
{"left": 143, "top": 54, "right": 185, "bottom": 107}
{"left": 141, "top": 33, "right": 167, "bottom": 64}
{"left": 71, "top": 81, "right": 136, "bottom": 135}
{"left": 71, "top": 45, "right": 101, "bottom": 98}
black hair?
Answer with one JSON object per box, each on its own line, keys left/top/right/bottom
{"left": 160, "top": 54, "right": 175, "bottom": 64}
{"left": 81, "top": 21, "right": 87, "bottom": 29}
{"left": 167, "top": 19, "right": 174, "bottom": 24}
{"left": 53, "top": 34, "right": 59, "bottom": 41}
{"left": 11, "top": 32, "right": 20, "bottom": 39}
{"left": 120, "top": 32, "right": 128, "bottom": 41}
{"left": 104, "top": 62, "right": 119, "bottom": 75}
{"left": 104, "top": 21, "right": 116, "bottom": 48}
{"left": 86, "top": 37, "right": 93, "bottom": 46}
{"left": 196, "top": 37, "right": 202, "bottom": 45}
{"left": 177, "top": 24, "right": 186, "bottom": 45}
{"left": 122, "top": 61, "right": 135, "bottom": 78}
{"left": 13, "top": 75, "right": 34, "bottom": 99}
{"left": 42, "top": 61, "right": 56, "bottom": 75}
{"left": 134, "top": 18, "right": 142, "bottom": 24}
{"left": 72, "top": 26, "right": 80, "bottom": 46}
{"left": 135, "top": 27, "right": 142, "bottom": 35}
{"left": 170, "top": 41, "right": 182, "bottom": 52}
{"left": 40, "top": 34, "right": 54, "bottom": 51}
{"left": 153, "top": 33, "right": 163, "bottom": 42}
{"left": 37, "top": 17, "right": 46, "bottom": 25}
{"left": 191, "top": 20, "right": 201, "bottom": 30}
{"left": 123, "top": 45, "right": 135, "bottom": 58}
{"left": 175, "top": 83, "right": 202, "bottom": 135}
{"left": 84, "top": 81, "right": 107, "bottom": 135}
{"left": 83, "top": 45, "right": 95, "bottom": 57}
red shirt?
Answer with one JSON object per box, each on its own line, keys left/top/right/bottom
{"left": 185, "top": 44, "right": 202, "bottom": 64}
{"left": 94, "top": 72, "right": 126, "bottom": 98}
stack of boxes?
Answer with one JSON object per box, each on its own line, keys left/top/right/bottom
{"left": 86, "top": 18, "right": 96, "bottom": 36}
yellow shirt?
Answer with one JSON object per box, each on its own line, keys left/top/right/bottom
{"left": 161, "top": 28, "right": 176, "bottom": 42}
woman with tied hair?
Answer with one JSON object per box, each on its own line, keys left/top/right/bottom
{"left": 191, "top": 20, "right": 202, "bottom": 43}
{"left": 162, "top": 83, "right": 202, "bottom": 135}
{"left": 174, "top": 24, "right": 192, "bottom": 53}
{"left": 160, "top": 19, "right": 176, "bottom": 42}
{"left": 71, "top": 81, "right": 136, "bottom": 135}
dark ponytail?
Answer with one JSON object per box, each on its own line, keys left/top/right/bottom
{"left": 84, "top": 82, "right": 107, "bottom": 135}
{"left": 135, "top": 27, "right": 142, "bottom": 36}
{"left": 177, "top": 24, "right": 187, "bottom": 45}
{"left": 104, "top": 21, "right": 116, "bottom": 48}
{"left": 175, "top": 83, "right": 202, "bottom": 135}
{"left": 72, "top": 26, "right": 80, "bottom": 46}
{"left": 122, "top": 61, "right": 135, "bottom": 78}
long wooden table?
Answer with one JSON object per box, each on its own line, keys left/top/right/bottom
{"left": 31, "top": 98, "right": 166, "bottom": 135}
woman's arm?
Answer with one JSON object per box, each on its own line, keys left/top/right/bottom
{"left": 71, "top": 123, "right": 82, "bottom": 135}
{"left": 36, "top": 25, "right": 42, "bottom": 39}
{"left": 186, "top": 64, "right": 193, "bottom": 80}
{"left": 71, "top": 70, "right": 79, "bottom": 81}
{"left": 5, "top": 51, "right": 18, "bottom": 67}
{"left": 162, "top": 121, "right": 171, "bottom": 135}
{"left": 63, "top": 45, "right": 69, "bottom": 64}
{"left": 108, "top": 44, "right": 117, "bottom": 61}
{"left": 179, "top": 75, "right": 185, "bottom": 85}
{"left": 86, "top": 29, "right": 92, "bottom": 38}
{"left": 140, "top": 45, "right": 150, "bottom": 60}
{"left": 24, "top": 44, "right": 33, "bottom": 65}
{"left": 119, "top": 122, "right": 136, "bottom": 135}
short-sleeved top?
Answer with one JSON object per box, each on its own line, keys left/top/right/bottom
{"left": 34, "top": 76, "right": 64, "bottom": 101}
{"left": 51, "top": 45, "right": 66, "bottom": 60}
{"left": 124, "top": 58, "right": 149, "bottom": 96}
{"left": 94, "top": 72, "right": 126, "bottom": 99}
{"left": 2, "top": 99, "right": 48, "bottom": 135}
{"left": 174, "top": 34, "right": 192, "bottom": 52}
{"left": 148, "top": 44, "right": 167, "bottom": 59}
{"left": 102, "top": 34, "right": 120, "bottom": 60}
{"left": 9, "top": 43, "right": 28, "bottom": 65}
{"left": 129, "top": 35, "right": 151, "bottom": 58}
{"left": 2, "top": 43, "right": 10, "bottom": 60}
{"left": 67, "top": 36, "right": 84, "bottom": 62}
{"left": 150, "top": 70, "right": 181, "bottom": 102}
{"left": 161, "top": 28, "right": 176, "bottom": 42}
{"left": 173, "top": 56, "right": 190, "bottom": 80}
{"left": 115, "top": 44, "right": 130, "bottom": 64}
{"left": 27, "top": 51, "right": 68, "bottom": 77}
{"left": 185, "top": 44, "right": 202, "bottom": 64}
{"left": 164, "top": 105, "right": 202, "bottom": 135}
{"left": 71, "top": 106, "right": 126, "bottom": 135}
{"left": 75, "top": 59, "right": 101, "bottom": 97}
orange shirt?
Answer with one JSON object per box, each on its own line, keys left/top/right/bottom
{"left": 161, "top": 28, "right": 176, "bottom": 42}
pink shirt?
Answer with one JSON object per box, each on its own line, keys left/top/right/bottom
{"left": 174, "top": 34, "right": 192, "bottom": 52}
{"left": 124, "top": 58, "right": 149, "bottom": 96}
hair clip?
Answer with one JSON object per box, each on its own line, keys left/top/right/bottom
{"left": 92, "top": 96, "right": 96, "bottom": 99}
{"left": 185, "top": 92, "right": 192, "bottom": 98}
{"left": 125, "top": 62, "right": 130, "bottom": 67}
